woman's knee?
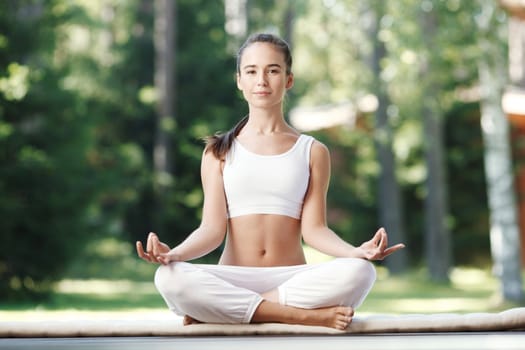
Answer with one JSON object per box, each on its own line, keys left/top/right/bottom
{"left": 337, "top": 258, "right": 376, "bottom": 290}
{"left": 333, "top": 258, "right": 376, "bottom": 307}
{"left": 154, "top": 263, "right": 191, "bottom": 298}
{"left": 356, "top": 258, "right": 376, "bottom": 285}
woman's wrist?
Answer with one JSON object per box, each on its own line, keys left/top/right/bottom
{"left": 167, "top": 247, "right": 184, "bottom": 262}
{"left": 353, "top": 246, "right": 368, "bottom": 260}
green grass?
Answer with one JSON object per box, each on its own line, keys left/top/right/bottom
{"left": 1, "top": 266, "right": 522, "bottom": 321}
{"left": 359, "top": 266, "right": 516, "bottom": 315}
{"left": 0, "top": 278, "right": 167, "bottom": 321}
{"left": 1, "top": 241, "right": 523, "bottom": 321}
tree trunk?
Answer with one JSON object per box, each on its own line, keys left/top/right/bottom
{"left": 369, "top": 0, "right": 407, "bottom": 273}
{"left": 153, "top": 0, "right": 176, "bottom": 234}
{"left": 153, "top": 0, "right": 175, "bottom": 182}
{"left": 477, "top": 0, "right": 523, "bottom": 302}
{"left": 283, "top": 0, "right": 295, "bottom": 49}
{"left": 420, "top": 7, "right": 451, "bottom": 282}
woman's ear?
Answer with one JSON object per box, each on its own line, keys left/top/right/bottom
{"left": 286, "top": 73, "right": 294, "bottom": 90}
{"left": 236, "top": 73, "right": 242, "bottom": 90}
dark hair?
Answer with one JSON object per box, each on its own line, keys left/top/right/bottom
{"left": 204, "top": 33, "right": 293, "bottom": 160}
{"left": 236, "top": 33, "right": 292, "bottom": 75}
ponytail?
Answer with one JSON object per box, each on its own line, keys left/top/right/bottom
{"left": 204, "top": 115, "right": 249, "bottom": 159}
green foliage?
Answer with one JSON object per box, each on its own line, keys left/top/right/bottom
{"left": 309, "top": 121, "right": 380, "bottom": 246}
{"left": 64, "top": 237, "right": 158, "bottom": 281}
{"left": 293, "top": 0, "right": 498, "bottom": 266}
{"left": 0, "top": 0, "right": 510, "bottom": 300}
{"left": 143, "top": 0, "right": 247, "bottom": 250}
{"left": 445, "top": 102, "right": 491, "bottom": 265}
{"left": 0, "top": 0, "right": 97, "bottom": 299}
{"left": 0, "top": 0, "right": 152, "bottom": 299}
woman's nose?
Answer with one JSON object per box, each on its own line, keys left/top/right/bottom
{"left": 256, "top": 72, "right": 268, "bottom": 85}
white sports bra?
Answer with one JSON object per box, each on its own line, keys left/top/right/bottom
{"left": 223, "top": 134, "right": 314, "bottom": 219}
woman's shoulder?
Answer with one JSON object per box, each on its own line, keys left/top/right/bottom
{"left": 299, "top": 134, "right": 329, "bottom": 166}
{"left": 304, "top": 135, "right": 328, "bottom": 154}
{"left": 201, "top": 147, "right": 224, "bottom": 171}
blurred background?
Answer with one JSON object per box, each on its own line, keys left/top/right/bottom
{"left": 1, "top": 0, "right": 525, "bottom": 318}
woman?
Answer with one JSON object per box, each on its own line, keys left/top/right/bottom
{"left": 136, "top": 33, "right": 404, "bottom": 330}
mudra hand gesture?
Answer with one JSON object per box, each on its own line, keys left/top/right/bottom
{"left": 136, "top": 232, "right": 170, "bottom": 264}
{"left": 359, "top": 228, "right": 405, "bottom": 261}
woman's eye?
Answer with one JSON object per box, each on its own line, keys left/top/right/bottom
{"left": 246, "top": 70, "right": 256, "bottom": 75}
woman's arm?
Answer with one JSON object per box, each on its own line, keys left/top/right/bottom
{"left": 137, "top": 149, "right": 228, "bottom": 264}
{"left": 300, "top": 141, "right": 404, "bottom": 261}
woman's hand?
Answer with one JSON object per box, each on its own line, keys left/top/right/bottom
{"left": 358, "top": 227, "right": 405, "bottom": 261}
{"left": 136, "top": 232, "right": 171, "bottom": 264}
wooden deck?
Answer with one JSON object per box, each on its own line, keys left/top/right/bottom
{"left": 1, "top": 333, "right": 524, "bottom": 350}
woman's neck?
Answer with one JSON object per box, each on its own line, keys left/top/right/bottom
{"left": 244, "top": 108, "right": 289, "bottom": 135}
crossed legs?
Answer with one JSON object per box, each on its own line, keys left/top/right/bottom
{"left": 155, "top": 258, "right": 376, "bottom": 330}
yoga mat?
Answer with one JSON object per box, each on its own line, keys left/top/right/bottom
{"left": 1, "top": 308, "right": 524, "bottom": 337}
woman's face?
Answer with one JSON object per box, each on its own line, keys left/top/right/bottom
{"left": 236, "top": 42, "right": 294, "bottom": 110}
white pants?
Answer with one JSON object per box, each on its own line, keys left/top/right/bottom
{"left": 154, "top": 258, "right": 376, "bottom": 324}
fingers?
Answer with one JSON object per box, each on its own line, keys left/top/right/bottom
{"left": 393, "top": 243, "right": 406, "bottom": 250}
{"left": 137, "top": 232, "right": 165, "bottom": 264}
{"left": 146, "top": 232, "right": 157, "bottom": 254}
{"left": 136, "top": 241, "right": 147, "bottom": 259}
{"left": 378, "top": 228, "right": 388, "bottom": 251}
{"left": 146, "top": 232, "right": 161, "bottom": 263}
{"left": 372, "top": 229, "right": 382, "bottom": 245}
{"left": 151, "top": 234, "right": 163, "bottom": 257}
{"left": 366, "top": 228, "right": 405, "bottom": 260}
{"left": 370, "top": 228, "right": 387, "bottom": 255}
{"left": 136, "top": 240, "right": 155, "bottom": 263}
{"left": 382, "top": 243, "right": 406, "bottom": 258}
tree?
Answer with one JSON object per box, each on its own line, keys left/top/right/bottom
{"left": 419, "top": 3, "right": 452, "bottom": 281}
{"left": 153, "top": 0, "right": 176, "bottom": 234}
{"left": 0, "top": 1, "right": 100, "bottom": 298}
{"left": 368, "top": 0, "right": 408, "bottom": 273}
{"left": 476, "top": 0, "right": 523, "bottom": 302}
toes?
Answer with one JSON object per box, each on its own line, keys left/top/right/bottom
{"left": 335, "top": 318, "right": 350, "bottom": 330}
{"left": 334, "top": 309, "right": 353, "bottom": 330}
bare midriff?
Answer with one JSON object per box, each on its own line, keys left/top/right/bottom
{"left": 218, "top": 214, "right": 306, "bottom": 267}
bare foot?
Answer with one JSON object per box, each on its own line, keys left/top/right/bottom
{"left": 252, "top": 300, "right": 354, "bottom": 330}
{"left": 301, "top": 306, "right": 354, "bottom": 330}
{"left": 183, "top": 315, "right": 202, "bottom": 325}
